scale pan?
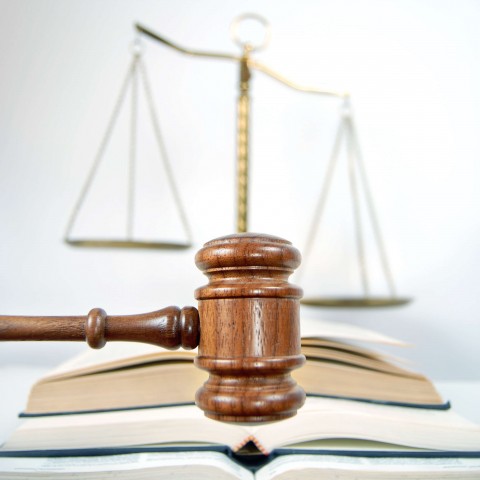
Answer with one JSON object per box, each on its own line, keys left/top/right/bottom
{"left": 301, "top": 297, "right": 412, "bottom": 308}
{"left": 65, "top": 239, "right": 192, "bottom": 250}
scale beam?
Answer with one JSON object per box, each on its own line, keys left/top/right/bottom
{"left": 135, "top": 23, "right": 241, "bottom": 62}
{"left": 135, "top": 20, "right": 346, "bottom": 233}
{"left": 250, "top": 60, "right": 346, "bottom": 98}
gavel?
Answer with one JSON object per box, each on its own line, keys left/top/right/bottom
{"left": 0, "top": 233, "right": 305, "bottom": 423}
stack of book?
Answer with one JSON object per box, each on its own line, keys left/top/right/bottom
{"left": 1, "top": 318, "right": 479, "bottom": 479}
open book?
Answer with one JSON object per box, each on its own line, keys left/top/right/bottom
{"left": 21, "top": 318, "right": 445, "bottom": 415}
{"left": 2, "top": 450, "right": 480, "bottom": 479}
{"left": 3, "top": 396, "right": 480, "bottom": 453}
{"left": 1, "top": 319, "right": 479, "bottom": 478}
{"left": 2, "top": 396, "right": 480, "bottom": 479}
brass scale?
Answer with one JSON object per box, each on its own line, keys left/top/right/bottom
{"left": 64, "top": 14, "right": 410, "bottom": 308}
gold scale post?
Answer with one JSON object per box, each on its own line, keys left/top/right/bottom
{"left": 136, "top": 14, "right": 342, "bottom": 233}
{"left": 237, "top": 48, "right": 251, "bottom": 233}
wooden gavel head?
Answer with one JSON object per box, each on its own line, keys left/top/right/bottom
{"left": 0, "top": 233, "right": 305, "bottom": 423}
{"left": 194, "top": 233, "right": 305, "bottom": 422}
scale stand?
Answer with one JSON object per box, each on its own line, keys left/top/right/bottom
{"left": 65, "top": 14, "right": 410, "bottom": 306}
{"left": 64, "top": 39, "right": 193, "bottom": 250}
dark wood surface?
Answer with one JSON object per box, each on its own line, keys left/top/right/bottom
{"left": 0, "top": 233, "right": 305, "bottom": 423}
{"left": 0, "top": 306, "right": 200, "bottom": 350}
{"left": 194, "top": 233, "right": 305, "bottom": 422}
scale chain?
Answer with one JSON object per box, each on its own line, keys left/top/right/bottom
{"left": 64, "top": 55, "right": 136, "bottom": 242}
{"left": 138, "top": 57, "right": 193, "bottom": 244}
{"left": 346, "top": 115, "right": 370, "bottom": 298}
{"left": 346, "top": 116, "right": 397, "bottom": 298}
{"left": 127, "top": 53, "right": 139, "bottom": 240}
{"left": 298, "top": 116, "right": 344, "bottom": 283}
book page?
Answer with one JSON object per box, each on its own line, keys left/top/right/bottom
{"left": 293, "top": 361, "right": 443, "bottom": 405}
{"left": 301, "top": 338, "right": 410, "bottom": 366}
{"left": 2, "top": 405, "right": 249, "bottom": 452}
{"left": 42, "top": 343, "right": 196, "bottom": 381}
{"left": 276, "top": 438, "right": 425, "bottom": 451}
{"left": 300, "top": 347, "right": 419, "bottom": 377}
{"left": 6, "top": 398, "right": 480, "bottom": 454}
{"left": 301, "top": 316, "right": 407, "bottom": 346}
{"left": 0, "top": 451, "right": 252, "bottom": 480}
{"left": 256, "top": 454, "right": 480, "bottom": 479}
{"left": 254, "top": 397, "right": 480, "bottom": 454}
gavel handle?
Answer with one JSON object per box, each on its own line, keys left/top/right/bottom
{"left": 0, "top": 306, "right": 200, "bottom": 350}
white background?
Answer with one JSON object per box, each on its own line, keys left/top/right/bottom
{"left": 0, "top": 0, "right": 479, "bottom": 380}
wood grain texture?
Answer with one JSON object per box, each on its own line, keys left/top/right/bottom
{"left": 0, "top": 306, "right": 200, "bottom": 350}
{"left": 194, "top": 233, "right": 305, "bottom": 422}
